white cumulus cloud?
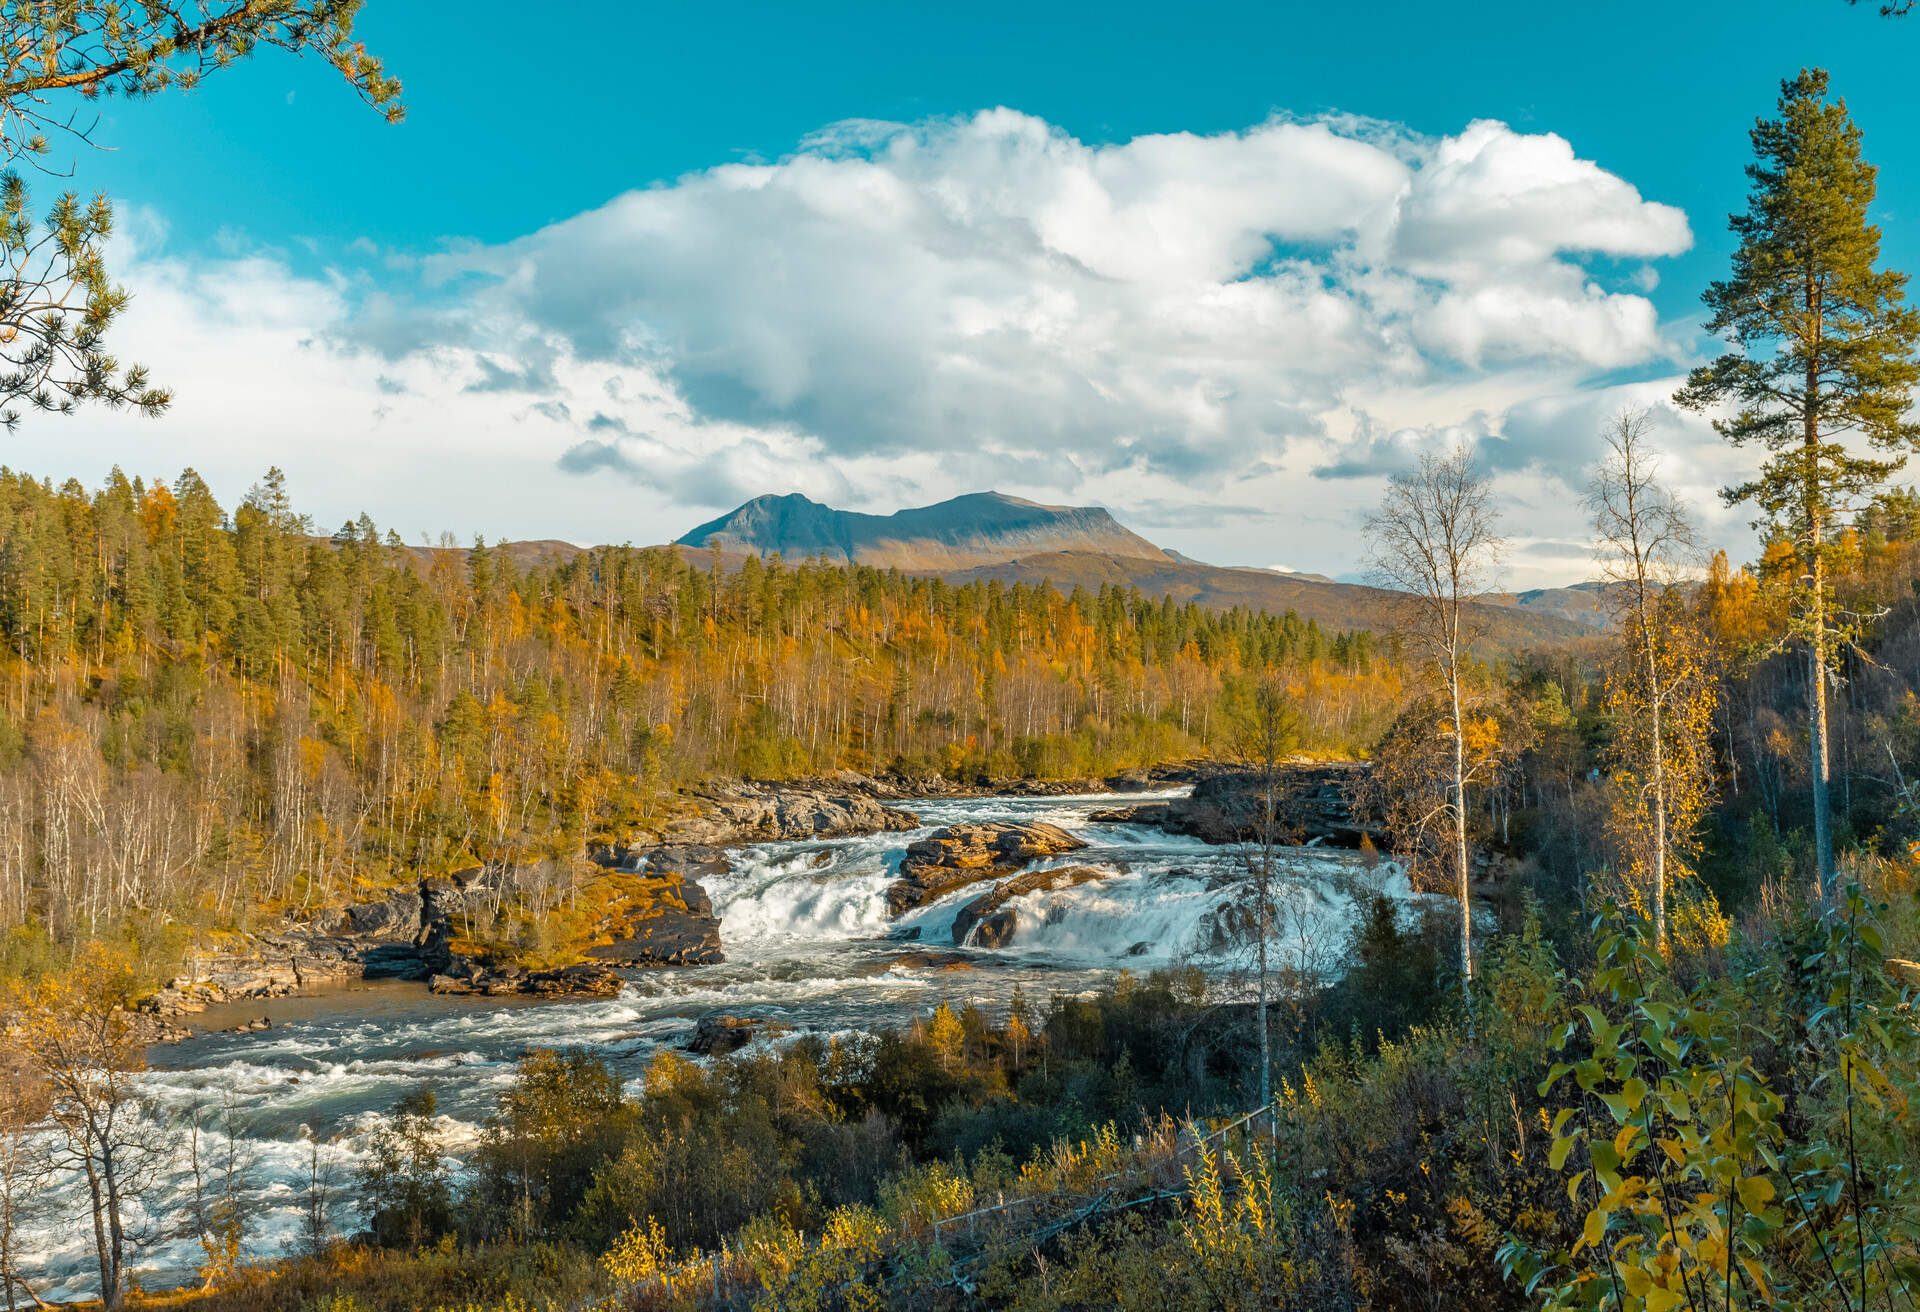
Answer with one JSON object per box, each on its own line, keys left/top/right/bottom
{"left": 395, "top": 107, "right": 1691, "bottom": 491}
{"left": 31, "top": 106, "right": 1727, "bottom": 588}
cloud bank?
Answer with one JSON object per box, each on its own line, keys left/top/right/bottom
{"left": 36, "top": 106, "right": 1735, "bottom": 587}
{"left": 398, "top": 109, "right": 1689, "bottom": 491}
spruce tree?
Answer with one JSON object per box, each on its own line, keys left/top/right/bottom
{"left": 1676, "top": 68, "right": 1920, "bottom": 901}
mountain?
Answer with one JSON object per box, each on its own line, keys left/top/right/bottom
{"left": 667, "top": 492, "right": 1594, "bottom": 648}
{"left": 675, "top": 491, "right": 1168, "bottom": 571}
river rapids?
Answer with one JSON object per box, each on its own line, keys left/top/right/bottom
{"left": 21, "top": 788, "right": 1412, "bottom": 1299}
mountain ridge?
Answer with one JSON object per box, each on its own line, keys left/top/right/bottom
{"left": 675, "top": 491, "right": 1167, "bottom": 571}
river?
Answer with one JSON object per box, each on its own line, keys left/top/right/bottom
{"left": 23, "top": 788, "right": 1403, "bottom": 1300}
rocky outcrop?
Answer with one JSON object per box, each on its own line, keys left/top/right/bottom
{"left": 950, "top": 865, "right": 1109, "bottom": 946}
{"left": 138, "top": 874, "right": 483, "bottom": 1015}
{"left": 660, "top": 782, "right": 920, "bottom": 846}
{"left": 684, "top": 1014, "right": 787, "bottom": 1054}
{"left": 885, "top": 822, "right": 1087, "bottom": 915}
{"left": 1097, "top": 763, "right": 1380, "bottom": 848}
{"left": 429, "top": 961, "right": 624, "bottom": 997}
{"left": 576, "top": 845, "right": 725, "bottom": 966}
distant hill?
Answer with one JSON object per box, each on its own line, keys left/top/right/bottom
{"left": 935, "top": 551, "right": 1595, "bottom": 648}
{"left": 1487, "top": 581, "right": 1613, "bottom": 629}
{"left": 675, "top": 491, "right": 1167, "bottom": 571}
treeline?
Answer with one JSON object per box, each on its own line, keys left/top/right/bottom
{"left": 0, "top": 465, "right": 1401, "bottom": 974}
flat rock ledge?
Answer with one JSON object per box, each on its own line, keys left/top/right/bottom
{"left": 431, "top": 961, "right": 624, "bottom": 997}
{"left": 951, "top": 865, "right": 1110, "bottom": 947}
{"left": 885, "top": 821, "right": 1088, "bottom": 916}
{"left": 660, "top": 782, "right": 921, "bottom": 846}
{"left": 140, "top": 872, "right": 491, "bottom": 1016}
{"left": 142, "top": 846, "right": 734, "bottom": 1018}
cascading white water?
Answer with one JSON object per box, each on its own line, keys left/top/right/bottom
{"left": 14, "top": 787, "right": 1409, "bottom": 1299}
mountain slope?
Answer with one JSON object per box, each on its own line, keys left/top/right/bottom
{"left": 675, "top": 491, "right": 1167, "bottom": 570}
{"left": 937, "top": 552, "right": 1595, "bottom": 647}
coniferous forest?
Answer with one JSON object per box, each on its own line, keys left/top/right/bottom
{"left": 0, "top": 463, "right": 1401, "bottom": 977}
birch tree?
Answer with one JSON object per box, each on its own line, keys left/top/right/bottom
{"left": 1586, "top": 410, "right": 1719, "bottom": 951}
{"left": 1241, "top": 673, "right": 1298, "bottom": 1122}
{"left": 4, "top": 943, "right": 170, "bottom": 1309}
{"left": 1363, "top": 448, "right": 1507, "bottom": 1014}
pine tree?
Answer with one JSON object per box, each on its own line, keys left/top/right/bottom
{"left": 1675, "top": 68, "right": 1920, "bottom": 901}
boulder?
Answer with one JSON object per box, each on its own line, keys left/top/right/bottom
{"left": 996, "top": 778, "right": 1104, "bottom": 797}
{"left": 886, "top": 821, "right": 1087, "bottom": 915}
{"left": 1087, "top": 804, "right": 1170, "bottom": 824}
{"left": 973, "top": 910, "right": 1018, "bottom": 948}
{"left": 684, "top": 1014, "right": 784, "bottom": 1055}
{"left": 950, "top": 865, "right": 1110, "bottom": 946}
{"left": 867, "top": 951, "right": 977, "bottom": 973}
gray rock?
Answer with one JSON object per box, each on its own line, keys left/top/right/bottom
{"left": 1106, "top": 763, "right": 1384, "bottom": 849}
{"left": 950, "top": 864, "right": 1109, "bottom": 945}
{"left": 886, "top": 822, "right": 1087, "bottom": 916}
{"left": 684, "top": 1014, "right": 784, "bottom": 1055}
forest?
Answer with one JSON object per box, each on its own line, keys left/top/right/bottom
{"left": 0, "top": 463, "right": 1402, "bottom": 980}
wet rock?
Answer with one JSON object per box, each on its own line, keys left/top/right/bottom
{"left": 430, "top": 961, "right": 622, "bottom": 997}
{"left": 1102, "top": 769, "right": 1155, "bottom": 792}
{"left": 886, "top": 822, "right": 1088, "bottom": 915}
{"left": 527, "top": 963, "right": 624, "bottom": 996}
{"left": 134, "top": 1017, "right": 194, "bottom": 1045}
{"left": 875, "top": 951, "right": 977, "bottom": 972}
{"left": 973, "top": 910, "right": 1018, "bottom": 948}
{"left": 995, "top": 778, "right": 1105, "bottom": 797}
{"left": 951, "top": 865, "right": 1110, "bottom": 946}
{"left": 1087, "top": 804, "right": 1170, "bottom": 824}
{"left": 684, "top": 1014, "right": 785, "bottom": 1055}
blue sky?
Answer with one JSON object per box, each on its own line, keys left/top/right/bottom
{"left": 19, "top": 0, "right": 1920, "bottom": 584}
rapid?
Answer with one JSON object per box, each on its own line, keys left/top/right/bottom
{"left": 22, "top": 788, "right": 1408, "bottom": 1299}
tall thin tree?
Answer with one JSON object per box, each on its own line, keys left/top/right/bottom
{"left": 1242, "top": 673, "right": 1299, "bottom": 1124}
{"left": 1676, "top": 68, "right": 1920, "bottom": 902}
{"left": 1363, "top": 448, "right": 1506, "bottom": 1017}
{"left": 1587, "top": 410, "right": 1716, "bottom": 951}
